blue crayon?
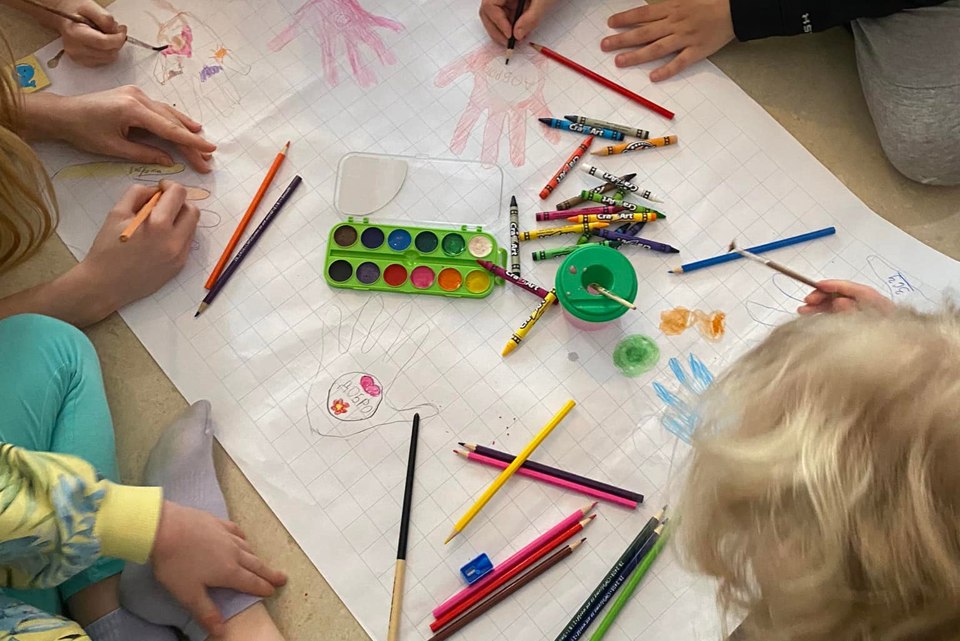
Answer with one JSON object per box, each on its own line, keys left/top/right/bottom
{"left": 538, "top": 118, "right": 624, "bottom": 141}
{"left": 596, "top": 228, "right": 679, "bottom": 254}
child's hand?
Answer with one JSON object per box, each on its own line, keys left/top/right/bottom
{"left": 54, "top": 0, "right": 127, "bottom": 66}
{"left": 603, "top": 0, "right": 734, "bottom": 81}
{"left": 798, "top": 280, "right": 896, "bottom": 315}
{"left": 479, "top": 0, "right": 560, "bottom": 46}
{"left": 151, "top": 501, "right": 288, "bottom": 638}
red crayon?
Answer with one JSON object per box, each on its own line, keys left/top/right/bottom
{"left": 476, "top": 259, "right": 557, "bottom": 302}
{"left": 540, "top": 135, "right": 593, "bottom": 200}
{"left": 530, "top": 43, "right": 675, "bottom": 120}
{"left": 536, "top": 205, "right": 624, "bottom": 222}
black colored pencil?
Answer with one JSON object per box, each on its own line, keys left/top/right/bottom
{"left": 552, "top": 507, "right": 665, "bottom": 641}
{"left": 195, "top": 175, "right": 302, "bottom": 316}
{"left": 429, "top": 538, "right": 585, "bottom": 641}
{"left": 505, "top": 0, "right": 527, "bottom": 64}
{"left": 460, "top": 442, "right": 644, "bottom": 504}
{"left": 387, "top": 413, "right": 420, "bottom": 641}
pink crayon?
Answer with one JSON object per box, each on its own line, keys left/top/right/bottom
{"left": 431, "top": 501, "right": 597, "bottom": 619}
{"left": 476, "top": 259, "right": 555, "bottom": 302}
{"left": 536, "top": 205, "right": 625, "bottom": 222}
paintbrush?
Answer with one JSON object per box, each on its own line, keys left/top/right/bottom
{"left": 590, "top": 283, "right": 637, "bottom": 310}
{"left": 19, "top": 0, "right": 169, "bottom": 51}
{"left": 727, "top": 239, "right": 820, "bottom": 288}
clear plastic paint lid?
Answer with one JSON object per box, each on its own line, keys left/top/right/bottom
{"left": 555, "top": 245, "right": 638, "bottom": 323}
{"left": 334, "top": 152, "right": 504, "bottom": 229}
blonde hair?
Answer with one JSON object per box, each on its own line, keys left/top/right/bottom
{"left": 677, "top": 307, "right": 960, "bottom": 641}
{"left": 0, "top": 33, "right": 57, "bottom": 272}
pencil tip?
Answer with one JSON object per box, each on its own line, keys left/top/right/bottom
{"left": 443, "top": 530, "right": 458, "bottom": 545}
{"left": 282, "top": 141, "right": 291, "bottom": 152}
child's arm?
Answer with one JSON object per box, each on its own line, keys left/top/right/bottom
{"left": 1, "top": 0, "right": 125, "bottom": 66}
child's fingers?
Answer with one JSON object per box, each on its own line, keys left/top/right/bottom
{"left": 602, "top": 20, "right": 672, "bottom": 51}
{"left": 479, "top": 1, "right": 513, "bottom": 44}
{"left": 650, "top": 48, "right": 698, "bottom": 81}
{"left": 608, "top": 2, "right": 671, "bottom": 28}
{"left": 616, "top": 34, "right": 682, "bottom": 67}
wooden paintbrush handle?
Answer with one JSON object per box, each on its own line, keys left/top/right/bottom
{"left": 387, "top": 559, "right": 406, "bottom": 641}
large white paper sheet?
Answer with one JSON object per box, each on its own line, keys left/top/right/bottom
{"left": 30, "top": 1, "right": 958, "bottom": 639}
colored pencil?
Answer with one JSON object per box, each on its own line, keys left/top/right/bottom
{"left": 204, "top": 141, "right": 290, "bottom": 289}
{"left": 509, "top": 196, "right": 520, "bottom": 275}
{"left": 119, "top": 190, "right": 162, "bottom": 241}
{"left": 195, "top": 176, "right": 302, "bottom": 316}
{"left": 434, "top": 516, "right": 593, "bottom": 631}
{"left": 580, "top": 164, "right": 662, "bottom": 202}
{"left": 588, "top": 528, "right": 669, "bottom": 641}
{"left": 461, "top": 443, "right": 644, "bottom": 504}
{"left": 581, "top": 192, "right": 658, "bottom": 214}
{"left": 728, "top": 239, "right": 820, "bottom": 288}
{"left": 567, "top": 212, "right": 662, "bottom": 224}
{"left": 444, "top": 400, "right": 575, "bottom": 542}
{"left": 669, "top": 227, "right": 837, "bottom": 274}
{"left": 429, "top": 539, "right": 586, "bottom": 641}
{"left": 530, "top": 43, "right": 674, "bottom": 119}
{"left": 556, "top": 172, "right": 636, "bottom": 210}
{"left": 553, "top": 508, "right": 666, "bottom": 641}
{"left": 520, "top": 222, "right": 608, "bottom": 241}
{"left": 432, "top": 503, "right": 596, "bottom": 619}
{"left": 538, "top": 206, "right": 623, "bottom": 222}
{"left": 595, "top": 228, "right": 678, "bottom": 254}
{"left": 18, "top": 0, "right": 167, "bottom": 50}
{"left": 502, "top": 289, "right": 557, "bottom": 357}
{"left": 592, "top": 136, "right": 678, "bottom": 156}
{"left": 539, "top": 118, "right": 624, "bottom": 142}
{"left": 540, "top": 136, "right": 594, "bottom": 199}
{"left": 387, "top": 414, "right": 420, "bottom": 641}
{"left": 456, "top": 450, "right": 638, "bottom": 508}
{"left": 590, "top": 284, "right": 637, "bottom": 311}
{"left": 564, "top": 115, "right": 650, "bottom": 140}
{"left": 505, "top": 0, "right": 526, "bottom": 64}
{"left": 477, "top": 259, "right": 552, "bottom": 300}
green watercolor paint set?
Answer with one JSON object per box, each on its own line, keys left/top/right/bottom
{"left": 324, "top": 219, "right": 507, "bottom": 298}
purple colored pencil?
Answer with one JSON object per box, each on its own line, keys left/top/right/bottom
{"left": 596, "top": 228, "right": 679, "bottom": 254}
{"left": 477, "top": 259, "right": 554, "bottom": 300}
{"left": 536, "top": 206, "right": 624, "bottom": 222}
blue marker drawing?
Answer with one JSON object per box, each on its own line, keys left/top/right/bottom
{"left": 15, "top": 63, "right": 36, "bottom": 88}
{"left": 652, "top": 354, "right": 714, "bottom": 444}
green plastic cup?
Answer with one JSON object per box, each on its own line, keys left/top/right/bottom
{"left": 555, "top": 245, "right": 638, "bottom": 330}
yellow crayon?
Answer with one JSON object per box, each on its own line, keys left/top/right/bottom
{"left": 519, "top": 222, "right": 609, "bottom": 241}
{"left": 502, "top": 289, "right": 557, "bottom": 357}
{"left": 591, "top": 135, "right": 678, "bottom": 156}
{"left": 566, "top": 212, "right": 663, "bottom": 224}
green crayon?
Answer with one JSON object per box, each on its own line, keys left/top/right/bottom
{"left": 580, "top": 191, "right": 657, "bottom": 214}
{"left": 533, "top": 241, "right": 616, "bottom": 261}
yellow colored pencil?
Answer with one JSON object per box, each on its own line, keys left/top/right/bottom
{"left": 502, "top": 289, "right": 557, "bottom": 357}
{"left": 520, "top": 222, "right": 608, "bottom": 241}
{"left": 591, "top": 135, "right": 678, "bottom": 157}
{"left": 566, "top": 212, "right": 662, "bottom": 224}
{"left": 444, "top": 399, "right": 576, "bottom": 544}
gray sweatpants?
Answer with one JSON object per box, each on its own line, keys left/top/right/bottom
{"left": 853, "top": 1, "right": 960, "bottom": 186}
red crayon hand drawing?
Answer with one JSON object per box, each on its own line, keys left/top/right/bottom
{"left": 435, "top": 43, "right": 559, "bottom": 167}
{"left": 268, "top": 0, "right": 403, "bottom": 88}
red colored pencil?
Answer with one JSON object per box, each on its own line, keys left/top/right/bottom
{"left": 540, "top": 135, "right": 593, "bottom": 199}
{"left": 429, "top": 515, "right": 595, "bottom": 632}
{"left": 530, "top": 43, "right": 674, "bottom": 120}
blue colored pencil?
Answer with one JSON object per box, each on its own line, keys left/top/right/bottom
{"left": 668, "top": 227, "right": 836, "bottom": 274}
{"left": 538, "top": 118, "right": 624, "bottom": 141}
{"left": 596, "top": 228, "right": 679, "bottom": 254}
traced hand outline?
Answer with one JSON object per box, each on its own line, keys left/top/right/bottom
{"left": 652, "top": 354, "right": 713, "bottom": 444}
{"left": 305, "top": 298, "right": 437, "bottom": 438}
{"left": 268, "top": 0, "right": 403, "bottom": 88}
{"left": 435, "top": 42, "right": 559, "bottom": 167}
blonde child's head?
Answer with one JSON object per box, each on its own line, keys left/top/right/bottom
{"left": 677, "top": 307, "right": 960, "bottom": 641}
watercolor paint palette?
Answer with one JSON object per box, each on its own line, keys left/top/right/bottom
{"left": 324, "top": 219, "right": 504, "bottom": 298}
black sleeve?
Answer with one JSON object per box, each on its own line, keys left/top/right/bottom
{"left": 730, "top": 0, "right": 950, "bottom": 40}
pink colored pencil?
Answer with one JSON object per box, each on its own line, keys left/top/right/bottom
{"left": 536, "top": 205, "right": 625, "bottom": 222}
{"left": 456, "top": 450, "right": 638, "bottom": 509}
{"left": 431, "top": 501, "right": 596, "bottom": 619}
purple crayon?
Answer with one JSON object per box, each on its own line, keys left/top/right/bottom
{"left": 476, "top": 259, "right": 556, "bottom": 302}
{"left": 536, "top": 205, "right": 624, "bottom": 222}
{"left": 596, "top": 228, "right": 679, "bottom": 254}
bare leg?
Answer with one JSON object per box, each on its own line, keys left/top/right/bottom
{"left": 66, "top": 575, "right": 121, "bottom": 628}
{"left": 209, "top": 603, "right": 285, "bottom": 641}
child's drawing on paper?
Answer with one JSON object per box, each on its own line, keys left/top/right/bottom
{"left": 435, "top": 43, "right": 558, "bottom": 167}
{"left": 659, "top": 307, "right": 726, "bottom": 340}
{"left": 653, "top": 354, "right": 714, "bottom": 444}
{"left": 52, "top": 161, "right": 185, "bottom": 180}
{"left": 146, "top": 0, "right": 251, "bottom": 118}
{"left": 306, "top": 299, "right": 438, "bottom": 438}
{"left": 268, "top": 0, "right": 403, "bottom": 88}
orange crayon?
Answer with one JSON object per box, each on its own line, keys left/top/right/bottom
{"left": 592, "top": 135, "right": 678, "bottom": 157}
{"left": 540, "top": 136, "right": 593, "bottom": 200}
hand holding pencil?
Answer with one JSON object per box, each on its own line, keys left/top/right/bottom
{"left": 479, "top": 0, "right": 558, "bottom": 47}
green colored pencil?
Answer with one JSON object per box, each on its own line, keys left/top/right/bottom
{"left": 588, "top": 526, "right": 670, "bottom": 641}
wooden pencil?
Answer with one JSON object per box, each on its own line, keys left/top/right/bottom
{"left": 428, "top": 539, "right": 586, "bottom": 641}
{"left": 460, "top": 443, "right": 644, "bottom": 504}
{"left": 119, "top": 190, "right": 162, "bottom": 241}
{"left": 204, "top": 141, "right": 290, "bottom": 289}
{"left": 387, "top": 413, "right": 420, "bottom": 641}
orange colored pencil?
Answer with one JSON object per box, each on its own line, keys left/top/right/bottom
{"left": 204, "top": 141, "right": 290, "bottom": 289}
{"left": 119, "top": 190, "right": 162, "bottom": 241}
